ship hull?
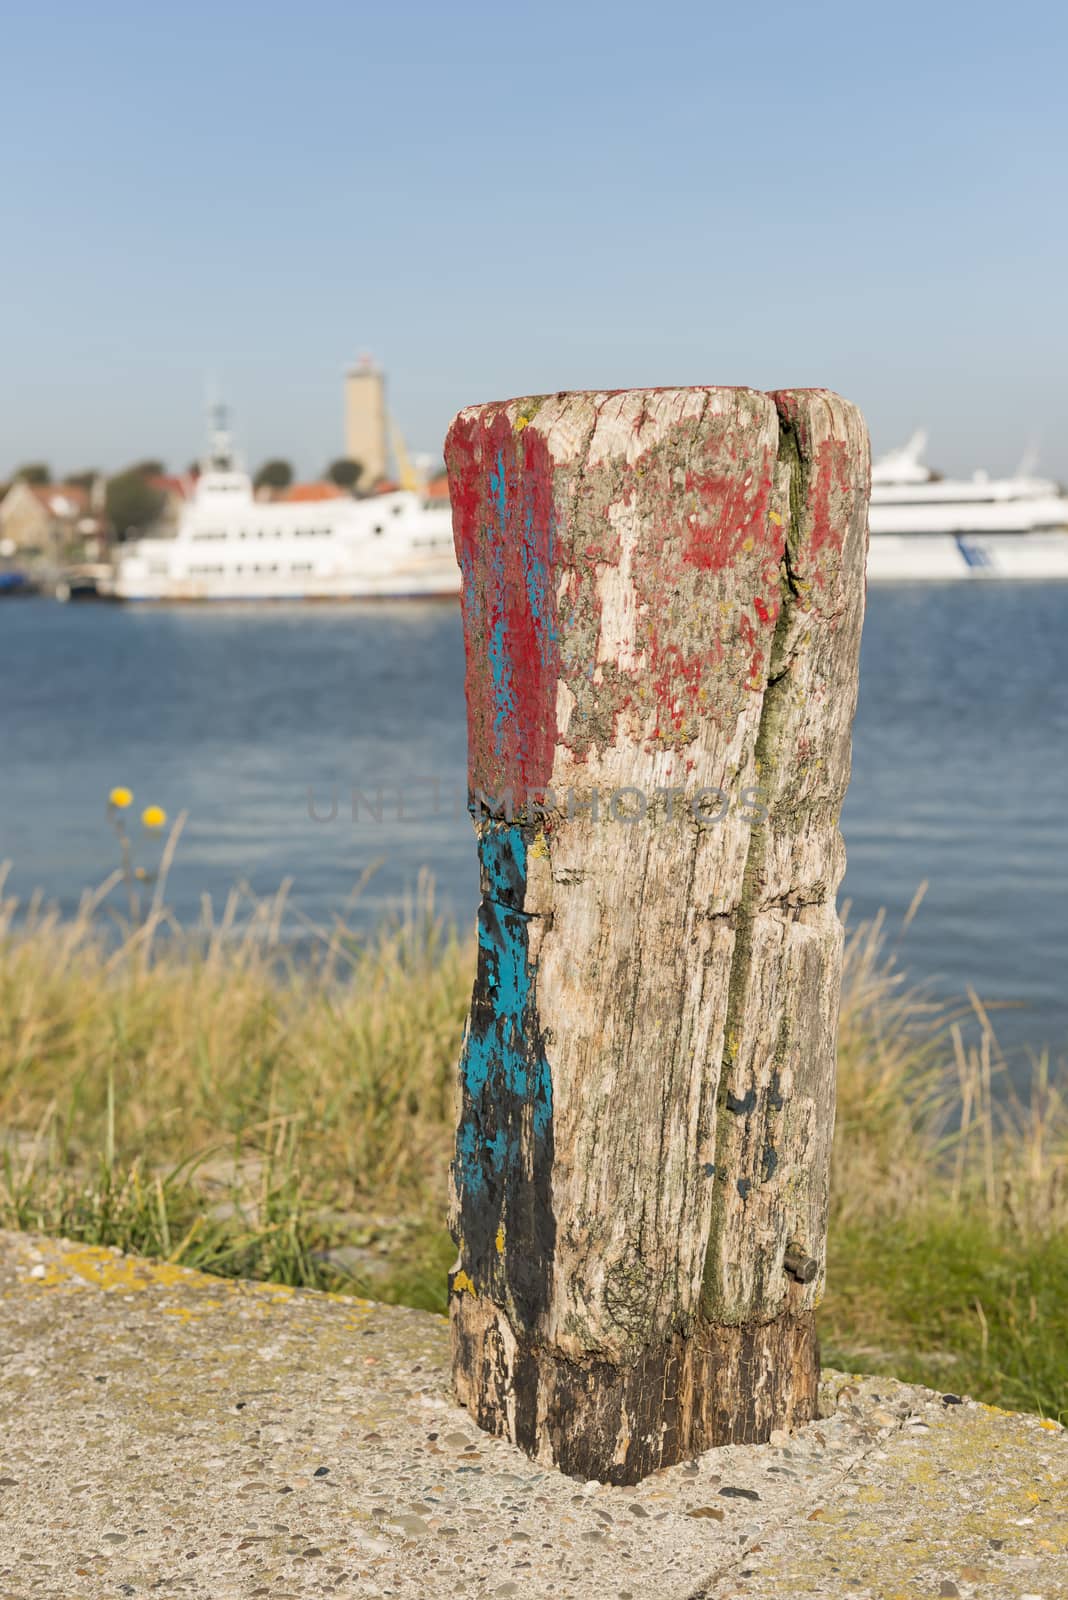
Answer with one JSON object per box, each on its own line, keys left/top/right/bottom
{"left": 117, "top": 538, "right": 1068, "bottom": 593}
{"left": 867, "top": 531, "right": 1068, "bottom": 582}
{"left": 113, "top": 566, "right": 462, "bottom": 602}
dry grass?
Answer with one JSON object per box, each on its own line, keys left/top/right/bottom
{"left": 0, "top": 857, "right": 468, "bottom": 1295}
{"left": 833, "top": 895, "right": 1067, "bottom": 1239}
{"left": 826, "top": 894, "right": 1067, "bottom": 1416}
{"left": 1, "top": 855, "right": 1065, "bottom": 1414}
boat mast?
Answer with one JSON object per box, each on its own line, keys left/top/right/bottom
{"left": 206, "top": 402, "right": 236, "bottom": 472}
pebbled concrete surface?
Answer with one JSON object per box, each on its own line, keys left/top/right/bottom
{"left": 0, "top": 1230, "right": 1063, "bottom": 1599}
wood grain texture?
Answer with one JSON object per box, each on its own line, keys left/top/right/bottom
{"left": 445, "top": 387, "right": 869, "bottom": 1483}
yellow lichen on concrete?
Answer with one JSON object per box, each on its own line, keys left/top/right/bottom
{"left": 160, "top": 1302, "right": 225, "bottom": 1323}
{"left": 10, "top": 1232, "right": 378, "bottom": 1313}
{"left": 751, "top": 1397, "right": 1067, "bottom": 1596}
{"left": 21, "top": 1239, "right": 225, "bottom": 1295}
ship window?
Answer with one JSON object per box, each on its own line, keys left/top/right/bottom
{"left": 392, "top": 504, "right": 402, "bottom": 516}
{"left": 373, "top": 524, "right": 384, "bottom": 536}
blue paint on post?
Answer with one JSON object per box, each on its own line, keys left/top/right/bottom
{"left": 485, "top": 533, "right": 515, "bottom": 749}
{"left": 453, "top": 821, "right": 555, "bottom": 1323}
{"left": 521, "top": 487, "right": 556, "bottom": 678}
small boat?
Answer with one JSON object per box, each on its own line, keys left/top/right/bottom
{"left": 113, "top": 408, "right": 459, "bottom": 603}
{"left": 868, "top": 433, "right": 1068, "bottom": 581}
{"left": 53, "top": 564, "right": 115, "bottom": 602}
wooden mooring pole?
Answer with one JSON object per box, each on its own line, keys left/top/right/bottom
{"left": 445, "top": 388, "right": 869, "bottom": 1484}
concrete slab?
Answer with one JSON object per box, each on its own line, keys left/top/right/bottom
{"left": 0, "top": 1231, "right": 1063, "bottom": 1599}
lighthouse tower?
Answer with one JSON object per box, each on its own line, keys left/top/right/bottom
{"left": 344, "top": 354, "right": 389, "bottom": 488}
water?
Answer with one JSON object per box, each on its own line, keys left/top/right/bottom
{"left": 2, "top": 588, "right": 1066, "bottom": 1062}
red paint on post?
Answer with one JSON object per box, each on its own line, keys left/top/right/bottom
{"left": 807, "top": 438, "right": 852, "bottom": 560}
{"left": 447, "top": 410, "right": 560, "bottom": 797}
{"left": 682, "top": 468, "right": 774, "bottom": 575}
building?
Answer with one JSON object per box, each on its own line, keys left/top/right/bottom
{"left": 281, "top": 482, "right": 350, "bottom": 503}
{"left": 147, "top": 474, "right": 193, "bottom": 530}
{"left": 0, "top": 480, "right": 109, "bottom": 562}
{"left": 344, "top": 355, "right": 388, "bottom": 488}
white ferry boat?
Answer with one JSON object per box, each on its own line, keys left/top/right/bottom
{"left": 114, "top": 412, "right": 459, "bottom": 602}
{"left": 868, "top": 433, "right": 1068, "bottom": 581}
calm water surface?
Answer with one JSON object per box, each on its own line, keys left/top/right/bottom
{"left": 2, "top": 589, "right": 1066, "bottom": 1061}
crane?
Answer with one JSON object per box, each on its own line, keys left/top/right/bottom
{"left": 389, "top": 415, "right": 423, "bottom": 494}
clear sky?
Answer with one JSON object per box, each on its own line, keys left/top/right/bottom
{"left": 2, "top": 0, "right": 1065, "bottom": 482}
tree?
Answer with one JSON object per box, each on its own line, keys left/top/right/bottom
{"left": 325, "top": 457, "right": 362, "bottom": 490}
{"left": 105, "top": 470, "right": 166, "bottom": 539}
{"left": 66, "top": 470, "right": 101, "bottom": 492}
{"left": 254, "top": 458, "right": 294, "bottom": 492}
{"left": 128, "top": 459, "right": 166, "bottom": 478}
{"left": 13, "top": 462, "right": 51, "bottom": 485}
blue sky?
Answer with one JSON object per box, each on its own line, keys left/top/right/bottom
{"left": 2, "top": 0, "right": 1065, "bottom": 481}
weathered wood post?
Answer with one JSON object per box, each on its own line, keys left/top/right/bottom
{"left": 445, "top": 387, "right": 868, "bottom": 1484}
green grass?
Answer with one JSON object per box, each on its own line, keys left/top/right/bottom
{"left": 1, "top": 860, "right": 1065, "bottom": 1422}
{"left": 823, "top": 1214, "right": 1068, "bottom": 1420}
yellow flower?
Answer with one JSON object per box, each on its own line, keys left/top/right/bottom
{"left": 141, "top": 805, "right": 167, "bottom": 829}
{"left": 109, "top": 786, "right": 133, "bottom": 809}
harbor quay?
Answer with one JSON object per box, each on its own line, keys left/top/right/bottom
{"left": 1, "top": 1231, "right": 1064, "bottom": 1600}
